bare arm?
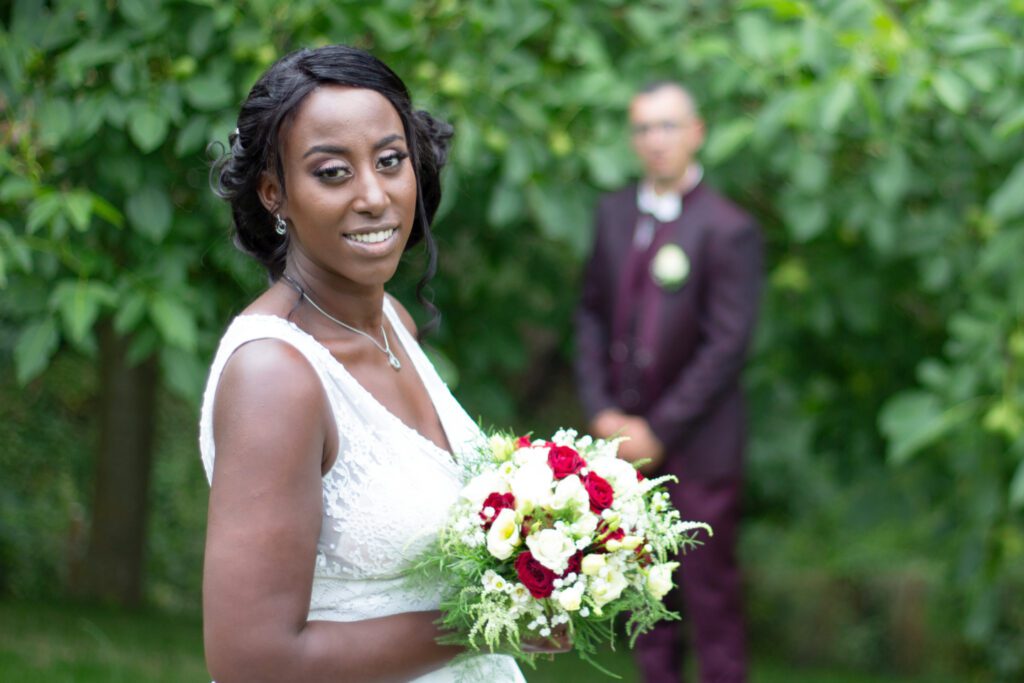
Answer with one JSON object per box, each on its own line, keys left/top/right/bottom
{"left": 203, "top": 339, "right": 459, "bottom": 683}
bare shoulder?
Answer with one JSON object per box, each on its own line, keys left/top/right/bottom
{"left": 386, "top": 293, "right": 418, "bottom": 337}
{"left": 212, "top": 337, "right": 329, "bottom": 474}
{"left": 218, "top": 337, "right": 323, "bottom": 407}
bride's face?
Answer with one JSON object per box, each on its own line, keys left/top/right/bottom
{"left": 263, "top": 85, "right": 418, "bottom": 290}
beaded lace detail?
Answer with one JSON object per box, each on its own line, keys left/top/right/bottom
{"left": 199, "top": 298, "right": 523, "bottom": 682}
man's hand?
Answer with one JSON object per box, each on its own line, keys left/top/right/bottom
{"left": 616, "top": 416, "right": 665, "bottom": 474}
{"left": 590, "top": 409, "right": 628, "bottom": 439}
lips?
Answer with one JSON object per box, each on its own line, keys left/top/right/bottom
{"left": 344, "top": 228, "right": 398, "bottom": 245}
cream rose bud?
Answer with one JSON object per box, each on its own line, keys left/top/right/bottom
{"left": 570, "top": 511, "right": 599, "bottom": 539}
{"left": 557, "top": 584, "right": 584, "bottom": 611}
{"left": 510, "top": 459, "right": 553, "bottom": 509}
{"left": 460, "top": 470, "right": 509, "bottom": 509}
{"left": 525, "top": 528, "right": 577, "bottom": 574}
{"left": 550, "top": 474, "right": 589, "bottom": 511}
{"left": 489, "top": 434, "right": 516, "bottom": 462}
{"left": 646, "top": 562, "right": 679, "bottom": 600}
{"left": 581, "top": 553, "right": 606, "bottom": 576}
{"left": 590, "top": 570, "right": 628, "bottom": 607}
{"left": 486, "top": 508, "right": 521, "bottom": 560}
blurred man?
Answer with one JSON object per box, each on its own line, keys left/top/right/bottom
{"left": 575, "top": 82, "right": 763, "bottom": 683}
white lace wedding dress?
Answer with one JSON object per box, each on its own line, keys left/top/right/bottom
{"left": 199, "top": 298, "right": 525, "bottom": 682}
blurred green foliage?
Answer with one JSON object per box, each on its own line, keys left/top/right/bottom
{"left": 2, "top": 0, "right": 1023, "bottom": 678}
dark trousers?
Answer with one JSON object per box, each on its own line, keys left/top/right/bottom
{"left": 634, "top": 476, "right": 747, "bottom": 683}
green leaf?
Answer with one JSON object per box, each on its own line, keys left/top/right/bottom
{"left": 25, "top": 193, "right": 63, "bottom": 234}
{"left": 51, "top": 280, "right": 113, "bottom": 346}
{"left": 160, "top": 346, "right": 206, "bottom": 405}
{"left": 175, "top": 115, "right": 210, "bottom": 157}
{"left": 63, "top": 191, "right": 93, "bottom": 231}
{"left": 879, "top": 391, "right": 958, "bottom": 464}
{"left": 526, "top": 183, "right": 591, "bottom": 255}
{"left": 37, "top": 97, "right": 73, "bottom": 148}
{"left": 987, "top": 160, "right": 1024, "bottom": 222}
{"left": 0, "top": 176, "right": 37, "bottom": 202}
{"left": 113, "top": 289, "right": 148, "bottom": 334}
{"left": 703, "top": 117, "right": 754, "bottom": 165}
{"left": 932, "top": 70, "right": 969, "bottom": 113}
{"left": 487, "top": 182, "right": 523, "bottom": 228}
{"left": 736, "top": 13, "right": 772, "bottom": 62}
{"left": 995, "top": 104, "right": 1024, "bottom": 138}
{"left": 182, "top": 72, "right": 234, "bottom": 111}
{"left": 820, "top": 79, "right": 856, "bottom": 132}
{"left": 149, "top": 293, "right": 197, "bottom": 351}
{"left": 14, "top": 317, "right": 60, "bottom": 384}
{"left": 125, "top": 185, "right": 173, "bottom": 242}
{"left": 783, "top": 199, "right": 828, "bottom": 242}
{"left": 871, "top": 148, "right": 911, "bottom": 208}
{"left": 127, "top": 106, "right": 169, "bottom": 153}
{"left": 1010, "top": 460, "right": 1024, "bottom": 510}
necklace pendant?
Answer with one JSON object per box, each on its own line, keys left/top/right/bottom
{"left": 388, "top": 351, "right": 402, "bottom": 370}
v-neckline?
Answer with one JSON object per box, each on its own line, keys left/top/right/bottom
{"left": 237, "top": 311, "right": 459, "bottom": 468}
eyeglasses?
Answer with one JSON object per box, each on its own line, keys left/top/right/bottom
{"left": 631, "top": 120, "right": 689, "bottom": 137}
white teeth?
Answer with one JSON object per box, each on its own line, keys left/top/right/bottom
{"left": 346, "top": 229, "right": 396, "bottom": 244}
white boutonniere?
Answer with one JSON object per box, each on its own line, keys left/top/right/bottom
{"left": 650, "top": 244, "right": 690, "bottom": 291}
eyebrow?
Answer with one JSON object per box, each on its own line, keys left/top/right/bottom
{"left": 302, "top": 134, "right": 406, "bottom": 159}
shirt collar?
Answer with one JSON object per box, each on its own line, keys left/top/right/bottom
{"left": 637, "top": 163, "right": 703, "bottom": 223}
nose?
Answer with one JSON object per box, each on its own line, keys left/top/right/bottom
{"left": 352, "top": 170, "right": 389, "bottom": 216}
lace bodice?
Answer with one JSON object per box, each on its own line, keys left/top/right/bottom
{"left": 199, "top": 298, "right": 524, "bottom": 682}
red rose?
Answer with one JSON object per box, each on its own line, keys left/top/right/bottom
{"left": 547, "top": 444, "right": 585, "bottom": 479}
{"left": 583, "top": 472, "right": 615, "bottom": 513}
{"left": 636, "top": 469, "right": 646, "bottom": 482}
{"left": 515, "top": 435, "right": 532, "bottom": 448}
{"left": 562, "top": 551, "right": 583, "bottom": 578}
{"left": 515, "top": 551, "right": 557, "bottom": 598}
{"left": 479, "top": 492, "right": 516, "bottom": 528}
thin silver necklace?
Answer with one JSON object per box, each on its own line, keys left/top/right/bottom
{"left": 282, "top": 274, "right": 401, "bottom": 371}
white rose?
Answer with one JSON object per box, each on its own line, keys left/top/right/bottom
{"left": 510, "top": 459, "right": 553, "bottom": 510}
{"left": 549, "top": 474, "right": 589, "bottom": 512}
{"left": 646, "top": 562, "right": 679, "bottom": 600}
{"left": 556, "top": 584, "right": 584, "bottom": 612}
{"left": 513, "top": 446, "right": 548, "bottom": 466}
{"left": 581, "top": 553, "right": 606, "bottom": 576}
{"left": 525, "top": 528, "right": 577, "bottom": 574}
{"left": 460, "top": 471, "right": 509, "bottom": 509}
{"left": 589, "top": 569, "right": 628, "bottom": 607}
{"left": 589, "top": 457, "right": 639, "bottom": 497}
{"left": 569, "top": 511, "right": 599, "bottom": 540}
{"left": 486, "top": 508, "right": 521, "bottom": 560}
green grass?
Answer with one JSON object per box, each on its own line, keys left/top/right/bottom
{"left": 0, "top": 600, "right": 958, "bottom": 682}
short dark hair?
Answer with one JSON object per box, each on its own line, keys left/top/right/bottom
{"left": 210, "top": 45, "right": 452, "bottom": 329}
{"left": 635, "top": 80, "right": 699, "bottom": 118}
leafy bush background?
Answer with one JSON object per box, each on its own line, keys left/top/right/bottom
{"left": 2, "top": 0, "right": 1023, "bottom": 678}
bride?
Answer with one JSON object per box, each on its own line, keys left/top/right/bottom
{"left": 200, "top": 45, "right": 564, "bottom": 681}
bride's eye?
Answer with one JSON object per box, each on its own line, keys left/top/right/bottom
{"left": 314, "top": 164, "right": 350, "bottom": 181}
{"left": 378, "top": 151, "right": 409, "bottom": 171}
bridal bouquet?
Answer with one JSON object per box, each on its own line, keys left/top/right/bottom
{"left": 414, "top": 428, "right": 711, "bottom": 672}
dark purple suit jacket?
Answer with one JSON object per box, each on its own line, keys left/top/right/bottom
{"left": 575, "top": 181, "right": 763, "bottom": 480}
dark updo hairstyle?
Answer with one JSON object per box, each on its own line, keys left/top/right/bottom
{"left": 210, "top": 44, "right": 453, "bottom": 332}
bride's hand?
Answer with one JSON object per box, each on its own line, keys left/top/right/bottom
{"left": 520, "top": 624, "right": 572, "bottom": 655}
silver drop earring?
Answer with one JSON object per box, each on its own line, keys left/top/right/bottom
{"left": 274, "top": 214, "right": 287, "bottom": 236}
